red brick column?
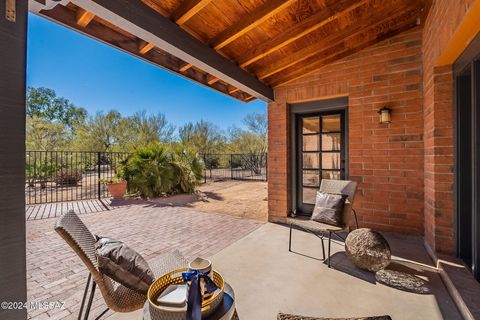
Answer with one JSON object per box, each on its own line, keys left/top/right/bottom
{"left": 423, "top": 65, "right": 455, "bottom": 254}
{"left": 267, "top": 96, "right": 291, "bottom": 223}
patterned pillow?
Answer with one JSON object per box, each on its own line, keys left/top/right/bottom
{"left": 311, "top": 191, "right": 348, "bottom": 227}
{"left": 95, "top": 236, "right": 155, "bottom": 294}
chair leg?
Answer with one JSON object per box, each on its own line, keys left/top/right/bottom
{"left": 321, "top": 236, "right": 325, "bottom": 260}
{"left": 83, "top": 281, "right": 96, "bottom": 320}
{"left": 94, "top": 308, "right": 109, "bottom": 320}
{"left": 78, "top": 273, "right": 92, "bottom": 320}
{"left": 289, "top": 223, "right": 292, "bottom": 252}
{"left": 327, "top": 231, "right": 332, "bottom": 268}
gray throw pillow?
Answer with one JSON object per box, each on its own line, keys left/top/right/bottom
{"left": 311, "top": 191, "right": 348, "bottom": 227}
{"left": 95, "top": 236, "right": 155, "bottom": 294}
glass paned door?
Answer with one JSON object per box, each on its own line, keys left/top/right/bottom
{"left": 456, "top": 58, "right": 480, "bottom": 281}
{"left": 297, "top": 111, "right": 346, "bottom": 214}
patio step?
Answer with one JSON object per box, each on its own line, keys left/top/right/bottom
{"left": 425, "top": 243, "right": 480, "bottom": 320}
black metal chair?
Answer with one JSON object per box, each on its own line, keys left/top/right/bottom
{"left": 287, "top": 179, "right": 358, "bottom": 267}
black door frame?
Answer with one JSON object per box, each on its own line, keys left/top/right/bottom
{"left": 454, "top": 32, "right": 480, "bottom": 281}
{"left": 289, "top": 97, "right": 349, "bottom": 216}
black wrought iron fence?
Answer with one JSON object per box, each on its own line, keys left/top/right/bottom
{"left": 202, "top": 153, "right": 267, "bottom": 182}
{"left": 25, "top": 151, "right": 128, "bottom": 205}
{"left": 25, "top": 151, "right": 267, "bottom": 205}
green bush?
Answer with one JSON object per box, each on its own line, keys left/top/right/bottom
{"left": 121, "top": 144, "right": 204, "bottom": 198}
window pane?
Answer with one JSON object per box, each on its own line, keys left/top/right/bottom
{"left": 322, "top": 133, "right": 341, "bottom": 151}
{"left": 322, "top": 114, "right": 341, "bottom": 132}
{"left": 303, "top": 170, "right": 320, "bottom": 187}
{"left": 322, "top": 153, "right": 340, "bottom": 169}
{"left": 322, "top": 171, "right": 340, "bottom": 180}
{"left": 303, "top": 135, "right": 319, "bottom": 151}
{"left": 303, "top": 153, "right": 319, "bottom": 169}
{"left": 303, "top": 188, "right": 317, "bottom": 204}
{"left": 303, "top": 117, "right": 320, "bottom": 134}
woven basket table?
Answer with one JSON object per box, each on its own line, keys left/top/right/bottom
{"left": 144, "top": 282, "right": 237, "bottom": 320}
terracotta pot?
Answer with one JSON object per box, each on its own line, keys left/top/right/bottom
{"left": 106, "top": 181, "right": 127, "bottom": 199}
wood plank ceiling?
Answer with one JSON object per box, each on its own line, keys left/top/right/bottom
{"left": 38, "top": 0, "right": 428, "bottom": 102}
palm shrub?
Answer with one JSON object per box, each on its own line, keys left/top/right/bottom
{"left": 121, "top": 144, "right": 204, "bottom": 198}
{"left": 170, "top": 144, "right": 204, "bottom": 193}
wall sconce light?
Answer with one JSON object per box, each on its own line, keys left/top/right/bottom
{"left": 378, "top": 107, "right": 392, "bottom": 124}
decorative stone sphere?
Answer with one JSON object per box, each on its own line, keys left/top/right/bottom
{"left": 345, "top": 228, "right": 391, "bottom": 272}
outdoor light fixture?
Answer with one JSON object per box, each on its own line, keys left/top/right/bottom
{"left": 378, "top": 107, "right": 392, "bottom": 124}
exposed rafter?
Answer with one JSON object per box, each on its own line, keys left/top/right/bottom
{"left": 211, "top": 0, "right": 296, "bottom": 50}
{"left": 207, "top": 75, "right": 219, "bottom": 85}
{"left": 257, "top": 0, "right": 417, "bottom": 80}
{"left": 173, "top": 0, "right": 213, "bottom": 25}
{"left": 141, "top": 0, "right": 169, "bottom": 16}
{"left": 228, "top": 85, "right": 239, "bottom": 94}
{"left": 238, "top": 0, "right": 370, "bottom": 68}
{"left": 70, "top": 0, "right": 273, "bottom": 101}
{"left": 138, "top": 41, "right": 155, "bottom": 54}
{"left": 76, "top": 8, "right": 95, "bottom": 27}
{"left": 179, "top": 63, "right": 193, "bottom": 72}
{"left": 270, "top": 11, "right": 420, "bottom": 87}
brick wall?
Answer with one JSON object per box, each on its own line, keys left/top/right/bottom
{"left": 422, "top": 0, "right": 476, "bottom": 254}
{"left": 268, "top": 27, "right": 425, "bottom": 234}
{"left": 268, "top": 100, "right": 291, "bottom": 223}
{"left": 268, "top": 1, "right": 479, "bottom": 254}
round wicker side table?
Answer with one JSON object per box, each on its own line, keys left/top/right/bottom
{"left": 143, "top": 282, "right": 238, "bottom": 320}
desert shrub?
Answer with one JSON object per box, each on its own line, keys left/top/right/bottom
{"left": 204, "top": 155, "right": 220, "bottom": 169}
{"left": 54, "top": 168, "right": 83, "bottom": 186}
{"left": 170, "top": 145, "right": 204, "bottom": 194}
{"left": 122, "top": 144, "right": 204, "bottom": 198}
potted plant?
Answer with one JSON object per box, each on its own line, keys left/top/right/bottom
{"left": 100, "top": 176, "right": 127, "bottom": 199}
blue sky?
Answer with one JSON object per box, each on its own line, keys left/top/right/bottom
{"left": 26, "top": 13, "right": 266, "bottom": 130}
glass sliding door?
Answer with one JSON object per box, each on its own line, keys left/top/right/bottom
{"left": 297, "top": 111, "right": 346, "bottom": 214}
{"left": 455, "top": 42, "right": 480, "bottom": 281}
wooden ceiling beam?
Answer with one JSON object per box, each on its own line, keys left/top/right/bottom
{"left": 173, "top": 0, "right": 213, "bottom": 26}
{"left": 228, "top": 85, "right": 240, "bottom": 94}
{"left": 179, "top": 63, "right": 193, "bottom": 72}
{"left": 141, "top": 0, "right": 206, "bottom": 41}
{"left": 70, "top": 0, "right": 274, "bottom": 101}
{"left": 141, "top": 0, "right": 169, "bottom": 16}
{"left": 76, "top": 8, "right": 95, "bottom": 27}
{"left": 207, "top": 75, "right": 219, "bottom": 85}
{"left": 211, "top": 0, "right": 296, "bottom": 51}
{"left": 256, "top": 0, "right": 418, "bottom": 80}
{"left": 238, "top": 0, "right": 369, "bottom": 68}
{"left": 269, "top": 12, "right": 420, "bottom": 87}
{"left": 244, "top": 95, "right": 256, "bottom": 102}
{"left": 138, "top": 41, "right": 155, "bottom": 54}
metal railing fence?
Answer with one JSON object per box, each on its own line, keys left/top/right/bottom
{"left": 25, "top": 151, "right": 268, "bottom": 205}
{"left": 25, "top": 151, "right": 128, "bottom": 205}
{"left": 202, "top": 153, "right": 267, "bottom": 182}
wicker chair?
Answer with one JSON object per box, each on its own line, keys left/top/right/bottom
{"left": 288, "top": 179, "right": 358, "bottom": 268}
{"left": 55, "top": 210, "right": 188, "bottom": 320}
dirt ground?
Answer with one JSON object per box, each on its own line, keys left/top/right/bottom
{"left": 194, "top": 180, "right": 268, "bottom": 221}
{"left": 133, "top": 180, "right": 268, "bottom": 221}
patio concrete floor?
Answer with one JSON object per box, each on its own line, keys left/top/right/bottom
{"left": 26, "top": 205, "right": 262, "bottom": 319}
{"left": 113, "top": 223, "right": 461, "bottom": 320}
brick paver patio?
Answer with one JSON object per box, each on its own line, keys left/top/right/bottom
{"left": 26, "top": 204, "right": 263, "bottom": 319}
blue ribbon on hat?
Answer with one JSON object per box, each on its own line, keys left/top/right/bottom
{"left": 182, "top": 270, "right": 218, "bottom": 320}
